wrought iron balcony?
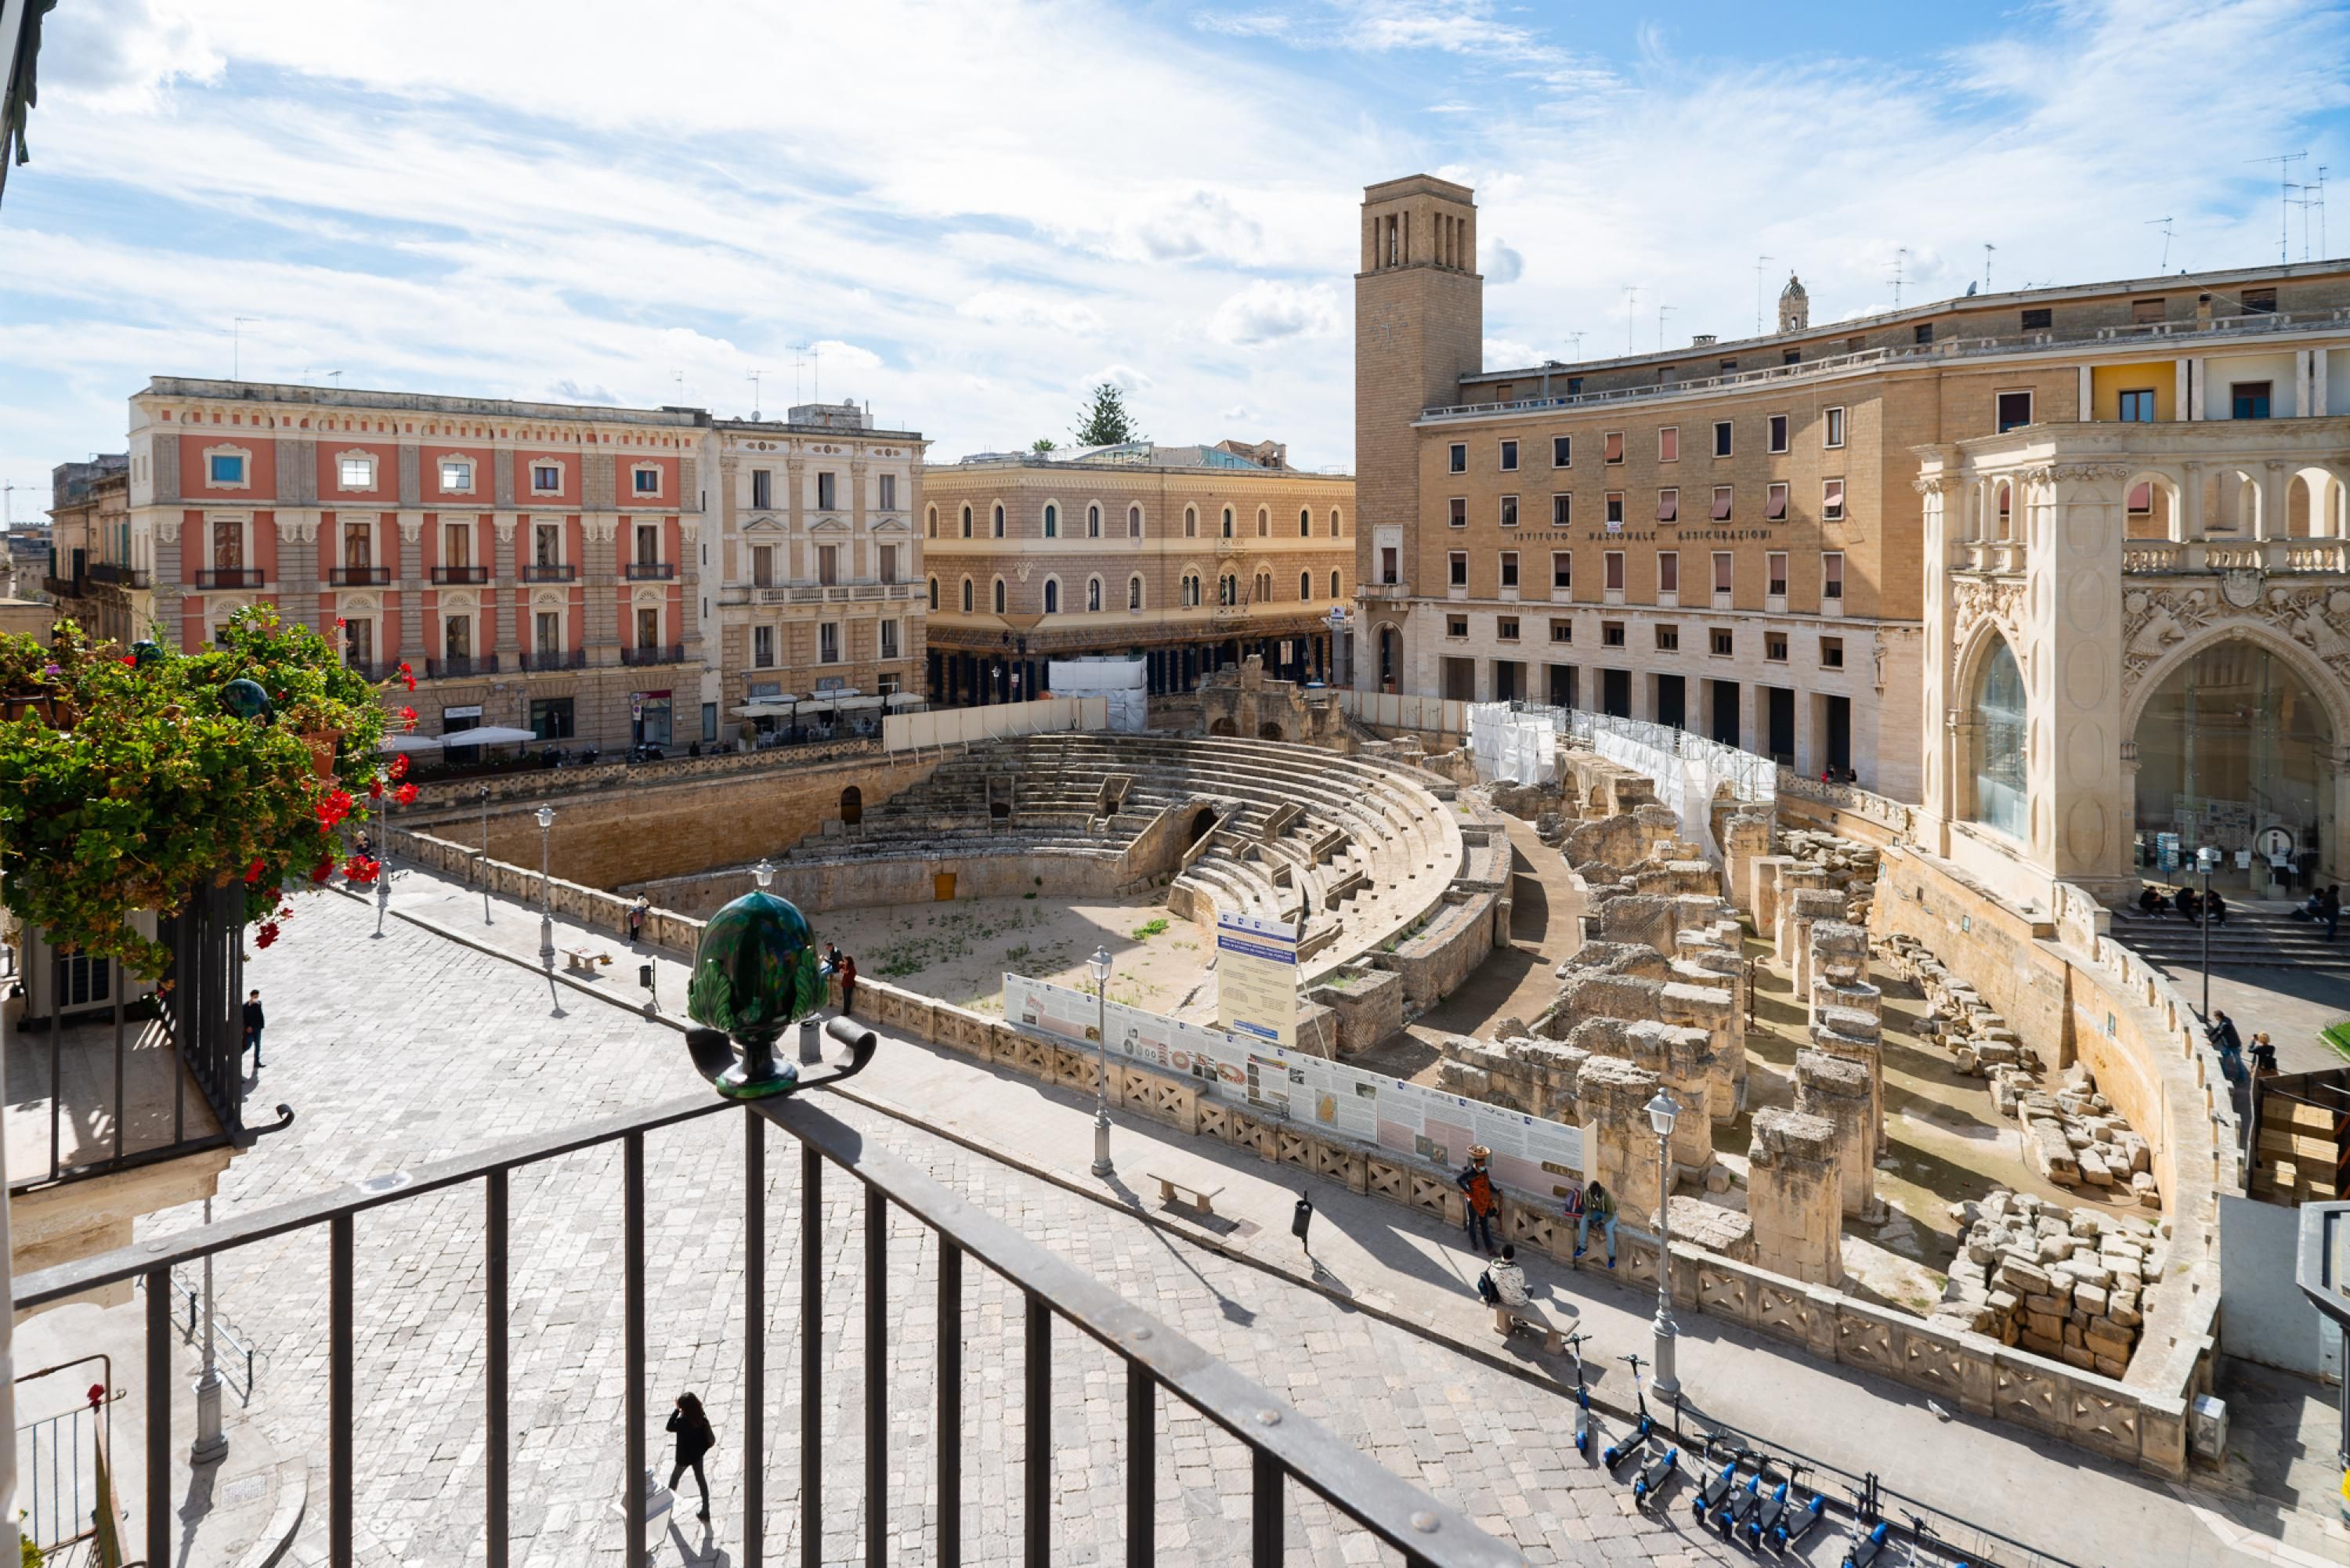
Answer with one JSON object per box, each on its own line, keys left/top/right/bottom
{"left": 41, "top": 573, "right": 82, "bottom": 598}
{"left": 620, "top": 642, "right": 685, "bottom": 667}
{"left": 425, "top": 654, "right": 499, "bottom": 679}
{"left": 88, "top": 562, "right": 150, "bottom": 589}
{"left": 12, "top": 1032, "right": 1516, "bottom": 1568}
{"left": 328, "top": 565, "right": 391, "bottom": 587}
{"left": 518, "top": 648, "right": 588, "bottom": 671}
{"left": 624, "top": 562, "right": 678, "bottom": 580}
{"left": 342, "top": 658, "right": 396, "bottom": 681}
{"left": 194, "top": 568, "right": 264, "bottom": 589}
{"left": 431, "top": 565, "right": 490, "bottom": 585}
{"left": 521, "top": 564, "right": 578, "bottom": 583}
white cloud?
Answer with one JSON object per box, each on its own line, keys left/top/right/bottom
{"left": 1483, "top": 238, "right": 1523, "bottom": 284}
{"left": 36, "top": 0, "right": 221, "bottom": 107}
{"left": 1210, "top": 280, "right": 1342, "bottom": 345}
{"left": 957, "top": 291, "right": 1104, "bottom": 334}
{"left": 1482, "top": 337, "right": 1541, "bottom": 370}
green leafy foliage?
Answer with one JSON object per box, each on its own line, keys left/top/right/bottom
{"left": 1071, "top": 382, "right": 1142, "bottom": 446}
{"left": 0, "top": 609, "right": 389, "bottom": 978}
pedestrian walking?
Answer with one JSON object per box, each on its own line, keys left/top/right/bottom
{"left": 837, "top": 952, "right": 859, "bottom": 1014}
{"left": 1477, "top": 1243, "right": 1529, "bottom": 1308}
{"left": 2251, "top": 1032, "right": 2279, "bottom": 1077}
{"left": 1575, "top": 1179, "right": 1618, "bottom": 1269}
{"left": 666, "top": 1393, "right": 715, "bottom": 1523}
{"left": 627, "top": 896, "right": 649, "bottom": 946}
{"left": 1456, "top": 1144, "right": 1499, "bottom": 1255}
{"left": 242, "top": 988, "right": 266, "bottom": 1070}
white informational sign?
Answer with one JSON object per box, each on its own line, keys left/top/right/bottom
{"left": 1216, "top": 912, "right": 1299, "bottom": 1047}
{"left": 1003, "top": 975, "right": 1583, "bottom": 1198}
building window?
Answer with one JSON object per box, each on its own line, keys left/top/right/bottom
{"left": 1551, "top": 493, "right": 1571, "bottom": 526}
{"left": 1996, "top": 391, "right": 2034, "bottom": 432}
{"left": 1823, "top": 552, "right": 1844, "bottom": 602}
{"left": 443, "top": 613, "right": 472, "bottom": 661}
{"left": 1710, "top": 627, "right": 1733, "bottom": 656}
{"left": 927, "top": 576, "right": 939, "bottom": 610}
{"left": 1043, "top": 579, "right": 1060, "bottom": 613}
{"left": 961, "top": 578, "right": 974, "bottom": 612}
{"left": 2021, "top": 307, "right": 2052, "bottom": 331}
{"left": 1130, "top": 504, "right": 1144, "bottom": 537}
{"left": 1299, "top": 508, "right": 1311, "bottom": 537}
{"left": 1329, "top": 508, "right": 1343, "bottom": 537}
{"left": 1221, "top": 507, "right": 1235, "bottom": 539}
{"left": 1824, "top": 406, "right": 1846, "bottom": 448}
{"left": 1086, "top": 576, "right": 1103, "bottom": 612}
{"left": 1972, "top": 637, "right": 2027, "bottom": 838}
{"left": 880, "top": 620, "right": 900, "bottom": 659}
{"left": 754, "top": 626, "right": 776, "bottom": 668}
{"left": 993, "top": 579, "right": 1006, "bottom": 613}
{"left": 818, "top": 544, "right": 839, "bottom": 586}
{"left": 1603, "top": 551, "right": 1624, "bottom": 591}
{"left": 634, "top": 524, "right": 660, "bottom": 567}
{"left": 1602, "top": 622, "right": 1625, "bottom": 648}
{"left": 1550, "top": 620, "right": 1572, "bottom": 644}
{"left": 1043, "top": 503, "right": 1058, "bottom": 539}
{"left": 1498, "top": 617, "right": 1520, "bottom": 641}
{"left": 1086, "top": 503, "right": 1104, "bottom": 537}
{"left": 1449, "top": 497, "right": 1467, "bottom": 528}
{"left": 534, "top": 612, "right": 562, "bottom": 658}
{"left": 879, "top": 544, "right": 899, "bottom": 584}
{"left": 2118, "top": 388, "right": 2156, "bottom": 423}
{"left": 1219, "top": 573, "right": 1238, "bottom": 606}
{"left": 1766, "top": 482, "right": 1789, "bottom": 522}
{"left": 2127, "top": 482, "right": 2153, "bottom": 516}
{"left": 1184, "top": 507, "right": 1198, "bottom": 538}
{"left": 752, "top": 470, "right": 773, "bottom": 509}
{"left": 634, "top": 607, "right": 660, "bottom": 649}
{"left": 208, "top": 452, "right": 244, "bottom": 485}
{"left": 817, "top": 472, "right": 838, "bottom": 511}
{"left": 443, "top": 521, "right": 472, "bottom": 569}
{"left": 1552, "top": 551, "right": 1572, "bottom": 590}
{"left": 1552, "top": 435, "right": 1571, "bottom": 468}
{"left": 1766, "top": 414, "right": 1788, "bottom": 453}
{"left": 439, "top": 459, "right": 473, "bottom": 493}
{"left": 1914, "top": 322, "right": 1935, "bottom": 345}
{"left": 1655, "top": 624, "right": 1679, "bottom": 652}
{"left": 1656, "top": 488, "right": 1678, "bottom": 523}
{"left": 1256, "top": 508, "right": 1269, "bottom": 537}
{"left": 1712, "top": 421, "right": 1732, "bottom": 457}
{"left": 1821, "top": 636, "right": 1844, "bottom": 668}
{"left": 2231, "top": 381, "right": 2272, "bottom": 420}
{"left": 1130, "top": 576, "right": 1144, "bottom": 609}
{"left": 342, "top": 618, "right": 374, "bottom": 668}
{"left": 533, "top": 464, "right": 561, "bottom": 493}
{"left": 751, "top": 544, "right": 775, "bottom": 587}
{"left": 925, "top": 506, "right": 938, "bottom": 538}
{"left": 879, "top": 474, "right": 897, "bottom": 510}
{"left": 1499, "top": 495, "right": 1519, "bottom": 528}
{"left": 1658, "top": 551, "right": 1678, "bottom": 594}
{"left": 1448, "top": 551, "right": 1469, "bottom": 587}
{"left": 1822, "top": 479, "right": 1846, "bottom": 522}
{"left": 1603, "top": 432, "right": 1625, "bottom": 464}
{"left": 1499, "top": 551, "right": 1519, "bottom": 589}
{"left": 1446, "top": 616, "right": 1468, "bottom": 638}
{"left": 2243, "top": 287, "right": 2278, "bottom": 315}
{"left": 960, "top": 504, "right": 973, "bottom": 538}
{"left": 1766, "top": 634, "right": 1788, "bottom": 662}
{"left": 1299, "top": 571, "right": 1313, "bottom": 601}
{"left": 992, "top": 505, "right": 1005, "bottom": 538}
{"left": 1604, "top": 492, "right": 1624, "bottom": 526}
{"left": 1658, "top": 427, "right": 1679, "bottom": 463}
{"left": 1449, "top": 443, "right": 1466, "bottom": 473}
{"left": 819, "top": 621, "right": 841, "bottom": 663}
{"left": 633, "top": 467, "right": 660, "bottom": 495}
{"left": 1766, "top": 552, "right": 1788, "bottom": 597}
{"left": 1499, "top": 439, "right": 1519, "bottom": 471}
{"left": 1710, "top": 486, "right": 1733, "bottom": 522}
{"left": 338, "top": 455, "right": 373, "bottom": 490}
{"left": 1712, "top": 551, "right": 1732, "bottom": 594}
{"left": 1182, "top": 573, "right": 1201, "bottom": 607}
{"left": 1783, "top": 348, "right": 1802, "bottom": 365}
{"left": 343, "top": 519, "right": 373, "bottom": 569}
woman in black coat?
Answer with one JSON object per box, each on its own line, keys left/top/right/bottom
{"left": 667, "top": 1392, "right": 715, "bottom": 1521}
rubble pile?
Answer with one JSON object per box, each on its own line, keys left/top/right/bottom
{"left": 1882, "top": 933, "right": 2034, "bottom": 1074}
{"left": 1938, "top": 1187, "right": 2165, "bottom": 1376}
{"left": 1777, "top": 825, "right": 1878, "bottom": 925}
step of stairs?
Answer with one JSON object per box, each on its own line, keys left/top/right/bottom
{"left": 2109, "top": 905, "right": 2350, "bottom": 971}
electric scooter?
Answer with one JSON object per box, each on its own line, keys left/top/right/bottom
{"left": 1688, "top": 1435, "right": 1744, "bottom": 1523}
{"left": 1744, "top": 1461, "right": 1810, "bottom": 1550}
{"left": 1601, "top": 1353, "right": 1654, "bottom": 1470}
{"left": 1564, "top": 1332, "right": 1593, "bottom": 1458}
{"left": 1716, "top": 1454, "right": 1769, "bottom": 1539}
{"left": 1841, "top": 1490, "right": 1896, "bottom": 1568}
{"left": 1632, "top": 1440, "right": 1679, "bottom": 1508}
{"left": 1770, "top": 1474, "right": 1827, "bottom": 1555}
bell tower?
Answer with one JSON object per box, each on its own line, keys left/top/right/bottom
{"left": 1354, "top": 175, "right": 1482, "bottom": 694}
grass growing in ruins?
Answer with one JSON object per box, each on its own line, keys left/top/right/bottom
{"left": 1131, "top": 917, "right": 1170, "bottom": 940}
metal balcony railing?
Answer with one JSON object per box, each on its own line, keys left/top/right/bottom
{"left": 620, "top": 643, "right": 684, "bottom": 667}
{"left": 521, "top": 563, "right": 578, "bottom": 583}
{"left": 343, "top": 658, "right": 396, "bottom": 681}
{"left": 89, "top": 562, "right": 150, "bottom": 588}
{"left": 328, "top": 565, "right": 391, "bottom": 586}
{"left": 431, "top": 565, "right": 490, "bottom": 585}
{"left": 13, "top": 1065, "right": 1517, "bottom": 1568}
{"left": 425, "top": 654, "right": 499, "bottom": 679}
{"left": 624, "top": 562, "right": 677, "bottom": 580}
{"left": 42, "top": 573, "right": 82, "bottom": 598}
{"left": 518, "top": 648, "right": 588, "bottom": 671}
{"left": 195, "top": 567, "right": 264, "bottom": 589}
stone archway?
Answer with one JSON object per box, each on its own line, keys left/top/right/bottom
{"left": 840, "top": 785, "right": 863, "bottom": 826}
{"left": 1208, "top": 717, "right": 1238, "bottom": 737}
{"left": 1258, "top": 721, "right": 1286, "bottom": 741}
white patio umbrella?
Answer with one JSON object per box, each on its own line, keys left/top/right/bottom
{"left": 446, "top": 725, "right": 540, "bottom": 746}
{"left": 378, "top": 733, "right": 444, "bottom": 753}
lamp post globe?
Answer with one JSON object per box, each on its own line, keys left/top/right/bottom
{"left": 1643, "top": 1086, "right": 1682, "bottom": 1401}
{"left": 1088, "top": 945, "right": 1114, "bottom": 1177}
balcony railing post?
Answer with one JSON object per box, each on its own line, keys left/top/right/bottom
{"left": 801, "top": 1143, "right": 822, "bottom": 1566}
{"left": 146, "top": 1263, "right": 171, "bottom": 1568}
{"left": 1024, "top": 1294, "right": 1050, "bottom": 1568}
{"left": 938, "top": 1239, "right": 962, "bottom": 1568}
{"left": 1126, "top": 1363, "right": 1154, "bottom": 1568}
{"left": 486, "top": 1169, "right": 510, "bottom": 1568}
{"left": 865, "top": 1183, "right": 887, "bottom": 1567}
{"left": 1250, "top": 1451, "right": 1283, "bottom": 1568}
{"left": 744, "top": 1108, "right": 765, "bottom": 1568}
{"left": 624, "top": 1129, "right": 647, "bottom": 1564}
{"left": 331, "top": 1212, "right": 354, "bottom": 1568}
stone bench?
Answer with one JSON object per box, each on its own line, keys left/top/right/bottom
{"left": 1490, "top": 1295, "right": 1574, "bottom": 1356}
{"left": 1149, "top": 1170, "right": 1224, "bottom": 1218}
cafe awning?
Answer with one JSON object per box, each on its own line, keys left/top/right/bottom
{"left": 378, "top": 734, "right": 444, "bottom": 753}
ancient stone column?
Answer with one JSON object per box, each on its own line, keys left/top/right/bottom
{"left": 1806, "top": 919, "right": 1881, "bottom": 1028}
{"left": 1575, "top": 1054, "right": 1665, "bottom": 1228}
{"left": 1793, "top": 1049, "right": 1876, "bottom": 1219}
{"left": 1723, "top": 811, "right": 1775, "bottom": 916}
{"left": 1808, "top": 1003, "right": 1885, "bottom": 1166}
{"left": 1781, "top": 887, "right": 1846, "bottom": 994}
{"left": 1747, "top": 1107, "right": 1845, "bottom": 1288}
{"left": 1750, "top": 854, "right": 1796, "bottom": 934}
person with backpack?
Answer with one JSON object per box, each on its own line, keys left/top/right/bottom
{"left": 666, "top": 1393, "right": 716, "bottom": 1523}
{"left": 1477, "top": 1243, "right": 1528, "bottom": 1308}
{"left": 1575, "top": 1179, "right": 1618, "bottom": 1269}
{"left": 1455, "top": 1145, "right": 1499, "bottom": 1255}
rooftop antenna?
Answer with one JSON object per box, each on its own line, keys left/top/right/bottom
{"left": 1983, "top": 244, "right": 1995, "bottom": 293}
{"left": 1752, "top": 255, "right": 1774, "bottom": 335}
{"left": 231, "top": 316, "right": 256, "bottom": 381}
{"left": 1621, "top": 286, "right": 1640, "bottom": 355}
{"left": 1888, "top": 247, "right": 1908, "bottom": 308}
{"left": 2147, "top": 217, "right": 2174, "bottom": 272}
{"left": 327, "top": 370, "right": 343, "bottom": 389}
{"left": 2247, "top": 152, "right": 2306, "bottom": 263}
{"left": 1565, "top": 331, "right": 1586, "bottom": 359}
{"left": 790, "top": 342, "right": 823, "bottom": 405}
{"left": 2318, "top": 166, "right": 2328, "bottom": 257}
{"left": 2, "top": 482, "right": 24, "bottom": 528}
{"left": 747, "top": 370, "right": 769, "bottom": 421}
{"left": 1657, "top": 302, "right": 1674, "bottom": 352}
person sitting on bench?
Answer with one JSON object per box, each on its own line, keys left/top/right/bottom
{"left": 1477, "top": 1244, "right": 1529, "bottom": 1308}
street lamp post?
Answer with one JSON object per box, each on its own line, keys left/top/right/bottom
{"left": 1645, "top": 1087, "right": 1682, "bottom": 1402}
{"left": 536, "top": 806, "right": 558, "bottom": 1010}
{"left": 2197, "top": 844, "right": 2221, "bottom": 1020}
{"left": 190, "top": 1196, "right": 226, "bottom": 1464}
{"left": 479, "top": 784, "right": 494, "bottom": 926}
{"left": 373, "top": 782, "right": 393, "bottom": 938}
{"left": 1088, "top": 945, "right": 1114, "bottom": 1177}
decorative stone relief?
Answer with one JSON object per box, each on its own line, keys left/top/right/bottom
{"left": 1951, "top": 576, "right": 2024, "bottom": 652}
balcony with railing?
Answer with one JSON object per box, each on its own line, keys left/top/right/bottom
{"left": 431, "top": 565, "right": 490, "bottom": 585}
{"left": 520, "top": 563, "right": 578, "bottom": 583}
{"left": 88, "top": 562, "right": 150, "bottom": 590}
{"left": 41, "top": 573, "right": 83, "bottom": 598}
{"left": 624, "top": 561, "right": 678, "bottom": 581}
{"left": 517, "top": 648, "right": 588, "bottom": 671}
{"left": 327, "top": 565, "right": 391, "bottom": 587}
{"left": 12, "top": 1020, "right": 1517, "bottom": 1568}
{"left": 2121, "top": 537, "right": 2350, "bottom": 576}
{"left": 194, "top": 567, "right": 264, "bottom": 589}
{"left": 425, "top": 653, "right": 500, "bottom": 680}
{"left": 620, "top": 642, "right": 685, "bottom": 667}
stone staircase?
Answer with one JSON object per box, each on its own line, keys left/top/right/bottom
{"left": 2107, "top": 902, "right": 2350, "bottom": 973}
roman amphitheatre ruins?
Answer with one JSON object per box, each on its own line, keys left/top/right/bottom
{"left": 391, "top": 659, "right": 2234, "bottom": 1478}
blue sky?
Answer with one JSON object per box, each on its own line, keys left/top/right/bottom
{"left": 5, "top": 0, "right": 2349, "bottom": 512}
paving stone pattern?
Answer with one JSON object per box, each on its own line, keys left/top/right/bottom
{"left": 157, "top": 891, "right": 1831, "bottom": 1568}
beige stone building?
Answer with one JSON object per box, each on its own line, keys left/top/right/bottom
{"left": 45, "top": 454, "right": 146, "bottom": 646}
{"left": 922, "top": 442, "right": 1354, "bottom": 702}
{"left": 700, "top": 403, "right": 928, "bottom": 741}
{"left": 1351, "top": 172, "right": 2350, "bottom": 816}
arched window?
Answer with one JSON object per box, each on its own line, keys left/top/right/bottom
{"left": 1087, "top": 504, "right": 1101, "bottom": 539}
{"left": 927, "top": 576, "right": 939, "bottom": 610}
{"left": 1299, "top": 508, "right": 1311, "bottom": 537}
{"left": 1299, "top": 571, "right": 1312, "bottom": 601}
{"left": 926, "top": 506, "right": 938, "bottom": 539}
{"left": 1219, "top": 573, "right": 1238, "bottom": 606}
{"left": 1184, "top": 506, "right": 1198, "bottom": 538}
{"left": 1329, "top": 569, "right": 1342, "bottom": 598}
{"left": 1221, "top": 507, "right": 1235, "bottom": 539}
{"left": 1128, "top": 575, "right": 1143, "bottom": 610}
{"left": 1256, "top": 507, "right": 1269, "bottom": 537}
{"left": 1182, "top": 573, "right": 1201, "bottom": 607}
{"left": 1086, "top": 576, "right": 1101, "bottom": 612}
{"left": 960, "top": 505, "right": 973, "bottom": 538}
{"left": 992, "top": 577, "right": 1007, "bottom": 613}
{"left": 1128, "top": 504, "right": 1143, "bottom": 538}
{"left": 1043, "top": 503, "right": 1058, "bottom": 539}
{"left": 960, "top": 577, "right": 974, "bottom": 612}
{"left": 1329, "top": 508, "right": 1343, "bottom": 538}
{"left": 1254, "top": 570, "right": 1271, "bottom": 602}
{"left": 1972, "top": 637, "right": 2027, "bottom": 840}
{"left": 1043, "top": 579, "right": 1060, "bottom": 613}
{"left": 992, "top": 504, "right": 1005, "bottom": 539}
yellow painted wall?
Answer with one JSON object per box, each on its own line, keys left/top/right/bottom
{"left": 2089, "top": 363, "right": 2174, "bottom": 422}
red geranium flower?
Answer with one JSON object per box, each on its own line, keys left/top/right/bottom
{"left": 389, "top": 753, "right": 410, "bottom": 780}
{"left": 255, "top": 920, "right": 281, "bottom": 950}
{"left": 316, "top": 788, "right": 355, "bottom": 828}
{"left": 342, "top": 855, "right": 381, "bottom": 886}
{"left": 243, "top": 857, "right": 266, "bottom": 884}
{"left": 309, "top": 858, "right": 335, "bottom": 883}
{"left": 335, "top": 617, "right": 346, "bottom": 629}
{"left": 394, "top": 782, "right": 418, "bottom": 806}
{"left": 120, "top": 656, "right": 138, "bottom": 668}
{"left": 368, "top": 779, "right": 384, "bottom": 799}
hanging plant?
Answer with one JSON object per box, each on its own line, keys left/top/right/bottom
{"left": 0, "top": 609, "right": 389, "bottom": 978}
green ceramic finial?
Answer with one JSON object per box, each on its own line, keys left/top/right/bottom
{"left": 688, "top": 881, "right": 823, "bottom": 1097}
{"left": 219, "top": 677, "right": 274, "bottom": 723}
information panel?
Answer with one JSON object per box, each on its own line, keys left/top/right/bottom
{"left": 1004, "top": 974, "right": 1582, "bottom": 1198}
{"left": 1215, "top": 912, "right": 1299, "bottom": 1048}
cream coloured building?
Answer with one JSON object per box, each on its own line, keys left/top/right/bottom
{"left": 921, "top": 443, "right": 1353, "bottom": 703}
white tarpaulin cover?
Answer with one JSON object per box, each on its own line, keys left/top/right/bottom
{"left": 1466, "top": 702, "right": 1556, "bottom": 785}
{"left": 1048, "top": 657, "right": 1148, "bottom": 732}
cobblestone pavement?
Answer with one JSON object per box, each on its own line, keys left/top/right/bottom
{"left": 151, "top": 889, "right": 1828, "bottom": 1568}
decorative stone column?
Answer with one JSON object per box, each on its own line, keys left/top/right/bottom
{"left": 1793, "top": 1049, "right": 1877, "bottom": 1219}
{"left": 1746, "top": 1108, "right": 1844, "bottom": 1288}
{"left": 2024, "top": 462, "right": 2135, "bottom": 903}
